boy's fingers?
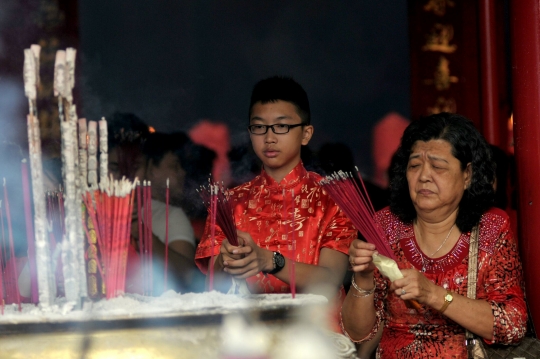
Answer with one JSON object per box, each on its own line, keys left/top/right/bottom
{"left": 232, "top": 246, "right": 252, "bottom": 255}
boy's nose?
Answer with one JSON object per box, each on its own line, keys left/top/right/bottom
{"left": 264, "top": 131, "right": 277, "bottom": 143}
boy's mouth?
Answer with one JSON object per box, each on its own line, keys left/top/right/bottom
{"left": 263, "top": 149, "right": 279, "bottom": 158}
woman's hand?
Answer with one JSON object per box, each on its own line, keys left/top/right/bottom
{"left": 349, "top": 239, "right": 377, "bottom": 275}
{"left": 390, "top": 268, "right": 440, "bottom": 306}
{"left": 221, "top": 230, "right": 273, "bottom": 278}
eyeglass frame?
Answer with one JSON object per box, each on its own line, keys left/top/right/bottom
{"left": 247, "top": 123, "right": 305, "bottom": 135}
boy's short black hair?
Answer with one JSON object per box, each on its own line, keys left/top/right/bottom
{"left": 249, "top": 76, "right": 311, "bottom": 125}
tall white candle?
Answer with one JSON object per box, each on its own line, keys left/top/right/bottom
{"left": 68, "top": 106, "right": 88, "bottom": 299}
{"left": 27, "top": 114, "right": 56, "bottom": 307}
{"left": 60, "top": 120, "right": 81, "bottom": 304}
{"left": 99, "top": 118, "right": 108, "bottom": 184}
{"left": 65, "top": 48, "right": 76, "bottom": 104}
{"left": 78, "top": 118, "right": 88, "bottom": 188}
{"left": 88, "top": 121, "right": 98, "bottom": 188}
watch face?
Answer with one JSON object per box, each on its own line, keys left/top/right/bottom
{"left": 275, "top": 253, "right": 286, "bottom": 268}
{"left": 445, "top": 293, "right": 453, "bottom": 302}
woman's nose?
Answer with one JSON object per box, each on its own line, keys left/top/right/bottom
{"left": 419, "top": 164, "right": 431, "bottom": 181}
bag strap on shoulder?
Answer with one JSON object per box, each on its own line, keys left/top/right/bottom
{"left": 466, "top": 225, "right": 480, "bottom": 341}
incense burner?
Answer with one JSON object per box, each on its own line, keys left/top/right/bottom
{"left": 0, "top": 292, "right": 358, "bottom": 359}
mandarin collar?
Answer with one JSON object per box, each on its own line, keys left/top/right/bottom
{"left": 260, "top": 162, "right": 307, "bottom": 190}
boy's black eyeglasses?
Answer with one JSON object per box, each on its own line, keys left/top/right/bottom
{"left": 247, "top": 123, "right": 304, "bottom": 135}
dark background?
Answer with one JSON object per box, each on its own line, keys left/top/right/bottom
{"left": 0, "top": 0, "right": 410, "bottom": 178}
{"left": 77, "top": 0, "right": 410, "bottom": 177}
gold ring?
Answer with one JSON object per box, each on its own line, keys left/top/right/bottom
{"left": 349, "top": 257, "right": 355, "bottom": 266}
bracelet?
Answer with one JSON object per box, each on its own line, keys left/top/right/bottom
{"left": 351, "top": 275, "right": 376, "bottom": 298}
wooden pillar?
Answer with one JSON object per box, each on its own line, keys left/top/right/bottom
{"left": 408, "top": 0, "right": 510, "bottom": 148}
{"left": 510, "top": 0, "right": 540, "bottom": 331}
{"left": 479, "top": 0, "right": 500, "bottom": 146}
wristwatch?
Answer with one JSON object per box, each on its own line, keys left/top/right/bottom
{"left": 439, "top": 290, "right": 453, "bottom": 314}
{"left": 265, "top": 252, "right": 285, "bottom": 275}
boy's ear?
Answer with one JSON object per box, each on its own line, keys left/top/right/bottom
{"left": 301, "top": 125, "right": 314, "bottom": 145}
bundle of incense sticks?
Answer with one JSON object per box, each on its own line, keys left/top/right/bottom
{"left": 199, "top": 183, "right": 238, "bottom": 246}
{"left": 1, "top": 179, "right": 22, "bottom": 311}
{"left": 320, "top": 171, "right": 423, "bottom": 312}
{"left": 319, "top": 170, "right": 395, "bottom": 260}
{"left": 198, "top": 181, "right": 238, "bottom": 291}
{"left": 83, "top": 178, "right": 135, "bottom": 299}
{"left": 136, "top": 181, "right": 153, "bottom": 296}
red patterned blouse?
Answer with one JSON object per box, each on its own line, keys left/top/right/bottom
{"left": 354, "top": 207, "right": 527, "bottom": 359}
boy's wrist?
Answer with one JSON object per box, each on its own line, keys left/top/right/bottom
{"left": 264, "top": 250, "right": 275, "bottom": 273}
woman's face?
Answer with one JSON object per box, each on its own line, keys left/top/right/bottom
{"left": 406, "top": 139, "right": 471, "bottom": 217}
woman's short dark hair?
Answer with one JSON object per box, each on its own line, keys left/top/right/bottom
{"left": 389, "top": 112, "right": 495, "bottom": 233}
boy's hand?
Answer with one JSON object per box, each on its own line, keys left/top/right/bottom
{"left": 222, "top": 230, "right": 273, "bottom": 278}
{"left": 219, "top": 238, "right": 244, "bottom": 265}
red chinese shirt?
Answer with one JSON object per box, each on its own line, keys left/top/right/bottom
{"left": 195, "top": 162, "right": 356, "bottom": 294}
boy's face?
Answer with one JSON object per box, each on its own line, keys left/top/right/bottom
{"left": 249, "top": 100, "right": 313, "bottom": 182}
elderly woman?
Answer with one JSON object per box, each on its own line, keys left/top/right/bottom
{"left": 341, "top": 112, "right": 527, "bottom": 358}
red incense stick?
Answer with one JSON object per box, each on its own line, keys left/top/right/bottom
{"left": 289, "top": 189, "right": 296, "bottom": 299}
{"left": 146, "top": 182, "right": 153, "bottom": 295}
{"left": 209, "top": 186, "right": 217, "bottom": 291}
{"left": 21, "top": 159, "right": 38, "bottom": 303}
{"left": 0, "top": 202, "right": 4, "bottom": 314}
{"left": 136, "top": 181, "right": 144, "bottom": 293}
{"left": 119, "top": 186, "right": 135, "bottom": 294}
{"left": 3, "top": 179, "right": 21, "bottom": 311}
{"left": 164, "top": 178, "right": 169, "bottom": 290}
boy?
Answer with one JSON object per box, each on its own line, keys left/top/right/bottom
{"left": 195, "top": 76, "right": 355, "bottom": 317}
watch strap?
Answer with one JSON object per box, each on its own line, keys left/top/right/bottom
{"left": 266, "top": 252, "right": 285, "bottom": 275}
{"left": 439, "top": 290, "right": 453, "bottom": 313}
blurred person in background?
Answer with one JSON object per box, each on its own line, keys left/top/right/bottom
{"left": 175, "top": 134, "right": 216, "bottom": 245}
{"left": 136, "top": 132, "right": 199, "bottom": 293}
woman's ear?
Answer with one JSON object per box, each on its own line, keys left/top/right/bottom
{"left": 464, "top": 162, "right": 472, "bottom": 189}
